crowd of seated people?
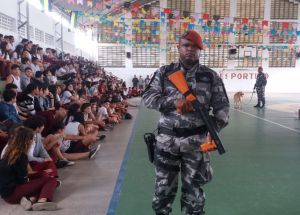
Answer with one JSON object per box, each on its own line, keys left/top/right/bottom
{"left": 0, "top": 33, "right": 134, "bottom": 211}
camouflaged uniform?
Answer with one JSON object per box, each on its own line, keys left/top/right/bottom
{"left": 142, "top": 62, "right": 230, "bottom": 215}
{"left": 254, "top": 72, "right": 267, "bottom": 107}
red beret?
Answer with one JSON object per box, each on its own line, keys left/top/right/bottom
{"left": 181, "top": 30, "right": 204, "bottom": 50}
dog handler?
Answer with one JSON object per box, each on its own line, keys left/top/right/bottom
{"left": 142, "top": 30, "right": 230, "bottom": 215}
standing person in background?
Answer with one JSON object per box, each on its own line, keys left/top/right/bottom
{"left": 253, "top": 66, "right": 267, "bottom": 108}
{"left": 145, "top": 75, "right": 150, "bottom": 87}
{"left": 132, "top": 75, "right": 139, "bottom": 88}
{"left": 143, "top": 30, "right": 230, "bottom": 215}
{"left": 138, "top": 76, "right": 144, "bottom": 92}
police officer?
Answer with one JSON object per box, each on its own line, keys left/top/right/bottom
{"left": 142, "top": 30, "right": 230, "bottom": 215}
{"left": 253, "top": 66, "right": 267, "bottom": 108}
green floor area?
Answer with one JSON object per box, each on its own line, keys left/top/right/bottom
{"left": 113, "top": 98, "right": 300, "bottom": 215}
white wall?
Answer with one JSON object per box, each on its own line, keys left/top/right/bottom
{"left": 0, "top": 0, "right": 86, "bottom": 57}
{"left": 106, "top": 65, "right": 300, "bottom": 94}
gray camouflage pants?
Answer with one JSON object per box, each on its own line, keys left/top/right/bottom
{"left": 256, "top": 87, "right": 265, "bottom": 106}
{"left": 152, "top": 133, "right": 213, "bottom": 215}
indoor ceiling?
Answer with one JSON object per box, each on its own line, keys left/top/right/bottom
{"left": 51, "top": 0, "right": 159, "bottom": 28}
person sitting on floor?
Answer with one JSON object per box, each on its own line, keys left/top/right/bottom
{"left": 0, "top": 89, "right": 21, "bottom": 125}
{"left": 17, "top": 83, "right": 39, "bottom": 116}
{"left": 56, "top": 119, "right": 100, "bottom": 161}
{"left": 43, "top": 121, "right": 75, "bottom": 168}
{"left": 23, "top": 116, "right": 58, "bottom": 178}
{"left": 0, "top": 126, "right": 59, "bottom": 211}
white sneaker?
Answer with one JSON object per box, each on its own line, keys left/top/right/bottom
{"left": 20, "top": 197, "right": 32, "bottom": 210}
{"left": 32, "top": 201, "right": 57, "bottom": 211}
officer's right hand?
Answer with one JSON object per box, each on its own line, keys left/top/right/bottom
{"left": 175, "top": 99, "right": 195, "bottom": 114}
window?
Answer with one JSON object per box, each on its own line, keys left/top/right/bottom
{"left": 166, "top": 44, "right": 179, "bottom": 64}
{"left": 200, "top": 45, "right": 228, "bottom": 68}
{"left": 45, "top": 33, "right": 54, "bottom": 46}
{"left": 167, "top": 0, "right": 195, "bottom": 18}
{"left": 132, "top": 45, "right": 160, "bottom": 68}
{"left": 98, "top": 21, "right": 125, "bottom": 43}
{"left": 132, "top": 1, "right": 160, "bottom": 19}
{"left": 17, "top": 22, "right": 34, "bottom": 40}
{"left": 269, "top": 22, "right": 297, "bottom": 44}
{"left": 132, "top": 20, "right": 160, "bottom": 44}
{"left": 235, "top": 19, "right": 263, "bottom": 44}
{"left": 202, "top": 0, "right": 230, "bottom": 18}
{"left": 29, "top": 26, "right": 34, "bottom": 40}
{"left": 18, "top": 21, "right": 26, "bottom": 38}
{"left": 98, "top": 45, "right": 125, "bottom": 67}
{"left": 271, "top": 0, "right": 298, "bottom": 19}
{"left": 269, "top": 47, "right": 296, "bottom": 67}
{"left": 0, "top": 12, "right": 16, "bottom": 32}
{"left": 237, "top": 46, "right": 262, "bottom": 68}
{"left": 236, "top": 0, "right": 265, "bottom": 19}
{"left": 35, "top": 28, "right": 44, "bottom": 42}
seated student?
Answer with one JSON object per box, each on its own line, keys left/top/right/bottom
{"left": 98, "top": 102, "right": 118, "bottom": 124}
{"left": 17, "top": 83, "right": 39, "bottom": 116}
{"left": 81, "top": 103, "right": 106, "bottom": 137}
{"left": 0, "top": 126, "right": 59, "bottom": 211}
{"left": 23, "top": 116, "right": 58, "bottom": 178}
{"left": 43, "top": 121, "right": 75, "bottom": 168}
{"left": 0, "top": 90, "right": 21, "bottom": 125}
{"left": 5, "top": 83, "right": 28, "bottom": 121}
{"left": 37, "top": 85, "right": 55, "bottom": 111}
{"left": 60, "top": 83, "right": 80, "bottom": 105}
{"left": 64, "top": 103, "right": 81, "bottom": 126}
{"left": 58, "top": 118, "right": 100, "bottom": 161}
{"left": 20, "top": 67, "right": 33, "bottom": 92}
{"left": 64, "top": 112, "right": 99, "bottom": 148}
{"left": 131, "top": 86, "right": 139, "bottom": 97}
{"left": 108, "top": 102, "right": 121, "bottom": 124}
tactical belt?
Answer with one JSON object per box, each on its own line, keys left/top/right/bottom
{"left": 158, "top": 126, "right": 207, "bottom": 138}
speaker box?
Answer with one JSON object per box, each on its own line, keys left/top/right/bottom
{"left": 126, "top": 52, "right": 131, "bottom": 58}
{"left": 229, "top": 48, "right": 237, "bottom": 55}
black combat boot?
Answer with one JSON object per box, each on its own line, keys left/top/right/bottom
{"left": 254, "top": 100, "right": 261, "bottom": 108}
{"left": 260, "top": 98, "right": 265, "bottom": 108}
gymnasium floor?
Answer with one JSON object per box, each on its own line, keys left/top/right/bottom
{"left": 109, "top": 93, "right": 300, "bottom": 215}
{"left": 0, "top": 94, "right": 299, "bottom": 215}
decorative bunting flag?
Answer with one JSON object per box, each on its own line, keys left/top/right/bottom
{"left": 282, "top": 22, "right": 289, "bottom": 29}
{"left": 87, "top": 0, "right": 93, "bottom": 8}
{"left": 242, "top": 18, "right": 248, "bottom": 24}
{"left": 164, "top": 8, "right": 170, "bottom": 14}
{"left": 40, "top": 0, "right": 52, "bottom": 12}
{"left": 132, "top": 3, "right": 139, "bottom": 11}
{"left": 202, "top": 13, "right": 209, "bottom": 20}
{"left": 67, "top": 0, "right": 75, "bottom": 4}
{"left": 77, "top": 0, "right": 83, "bottom": 5}
{"left": 70, "top": 11, "right": 78, "bottom": 31}
{"left": 262, "top": 20, "right": 268, "bottom": 27}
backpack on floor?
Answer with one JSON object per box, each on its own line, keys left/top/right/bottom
{"left": 124, "top": 113, "right": 132, "bottom": 120}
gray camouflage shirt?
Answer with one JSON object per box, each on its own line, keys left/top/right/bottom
{"left": 142, "top": 61, "right": 230, "bottom": 132}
